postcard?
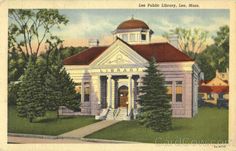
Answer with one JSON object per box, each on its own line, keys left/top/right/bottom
{"left": 0, "top": 0, "right": 236, "bottom": 151}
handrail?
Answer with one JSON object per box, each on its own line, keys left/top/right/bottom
{"left": 115, "top": 108, "right": 120, "bottom": 118}
{"left": 128, "top": 109, "right": 133, "bottom": 118}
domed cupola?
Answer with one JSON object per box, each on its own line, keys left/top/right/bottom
{"left": 113, "top": 17, "right": 154, "bottom": 44}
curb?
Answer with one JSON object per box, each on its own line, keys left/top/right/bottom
{"left": 8, "top": 133, "right": 62, "bottom": 139}
{"left": 8, "top": 133, "right": 140, "bottom": 144}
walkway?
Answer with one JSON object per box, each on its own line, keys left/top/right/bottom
{"left": 8, "top": 136, "right": 92, "bottom": 144}
{"left": 59, "top": 120, "right": 120, "bottom": 138}
{"left": 8, "top": 135, "right": 139, "bottom": 144}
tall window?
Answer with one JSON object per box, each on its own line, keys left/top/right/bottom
{"left": 84, "top": 82, "right": 90, "bottom": 102}
{"left": 75, "top": 83, "right": 81, "bottom": 94}
{"left": 130, "top": 33, "right": 136, "bottom": 42}
{"left": 122, "top": 34, "right": 128, "bottom": 42}
{"left": 176, "top": 81, "right": 183, "bottom": 102}
{"left": 141, "top": 34, "right": 146, "bottom": 41}
{"left": 165, "top": 81, "right": 173, "bottom": 101}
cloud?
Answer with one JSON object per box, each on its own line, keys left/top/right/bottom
{"left": 54, "top": 10, "right": 229, "bottom": 47}
{"left": 57, "top": 13, "right": 116, "bottom": 40}
{"left": 181, "top": 15, "right": 200, "bottom": 25}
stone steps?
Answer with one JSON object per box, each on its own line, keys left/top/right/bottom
{"left": 104, "top": 108, "right": 130, "bottom": 120}
{"left": 106, "top": 109, "right": 115, "bottom": 120}
{"left": 115, "top": 108, "right": 128, "bottom": 120}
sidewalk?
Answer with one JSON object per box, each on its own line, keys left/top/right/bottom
{"left": 59, "top": 120, "right": 120, "bottom": 138}
{"left": 8, "top": 134, "right": 140, "bottom": 144}
{"left": 8, "top": 136, "right": 92, "bottom": 144}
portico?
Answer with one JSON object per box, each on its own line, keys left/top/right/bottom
{"left": 99, "top": 74, "right": 140, "bottom": 115}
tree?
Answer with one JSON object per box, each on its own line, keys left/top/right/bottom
{"left": 138, "top": 57, "right": 172, "bottom": 132}
{"left": 195, "top": 52, "right": 216, "bottom": 80}
{"left": 196, "top": 25, "right": 229, "bottom": 80}
{"left": 44, "top": 60, "right": 63, "bottom": 117}
{"left": 163, "top": 28, "right": 209, "bottom": 59}
{"left": 60, "top": 46, "right": 88, "bottom": 60}
{"left": 44, "top": 48, "right": 80, "bottom": 117}
{"left": 8, "top": 9, "right": 68, "bottom": 82}
{"left": 8, "top": 82, "right": 20, "bottom": 106}
{"left": 8, "top": 9, "right": 68, "bottom": 60}
{"left": 60, "top": 67, "right": 81, "bottom": 112}
{"left": 8, "top": 48, "right": 26, "bottom": 82}
{"left": 16, "top": 58, "right": 46, "bottom": 122}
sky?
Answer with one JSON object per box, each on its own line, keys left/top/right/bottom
{"left": 53, "top": 9, "right": 229, "bottom": 47}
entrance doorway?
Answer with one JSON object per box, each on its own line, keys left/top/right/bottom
{"left": 118, "top": 85, "right": 128, "bottom": 107}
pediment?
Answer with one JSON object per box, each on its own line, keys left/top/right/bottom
{"left": 104, "top": 51, "right": 135, "bottom": 65}
{"left": 90, "top": 39, "right": 147, "bottom": 67}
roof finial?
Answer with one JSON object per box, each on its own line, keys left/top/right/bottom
{"left": 131, "top": 15, "right": 134, "bottom": 20}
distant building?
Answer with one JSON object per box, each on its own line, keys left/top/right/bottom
{"left": 63, "top": 18, "right": 201, "bottom": 120}
{"left": 199, "top": 69, "right": 229, "bottom": 105}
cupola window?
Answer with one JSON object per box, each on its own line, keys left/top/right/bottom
{"left": 141, "top": 34, "right": 146, "bottom": 41}
{"left": 130, "top": 33, "right": 136, "bottom": 42}
{"left": 113, "top": 18, "right": 153, "bottom": 44}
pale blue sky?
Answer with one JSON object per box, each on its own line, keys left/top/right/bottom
{"left": 57, "top": 9, "right": 229, "bottom": 42}
{"left": 8, "top": 9, "right": 229, "bottom": 48}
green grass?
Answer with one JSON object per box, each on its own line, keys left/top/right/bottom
{"left": 8, "top": 106, "right": 98, "bottom": 136}
{"left": 86, "top": 107, "right": 228, "bottom": 143}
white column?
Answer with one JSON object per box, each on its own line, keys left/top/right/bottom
{"left": 81, "top": 82, "right": 84, "bottom": 103}
{"left": 106, "top": 75, "right": 112, "bottom": 108}
{"left": 128, "top": 75, "right": 133, "bottom": 113}
{"left": 132, "top": 79, "right": 135, "bottom": 109}
{"left": 96, "top": 76, "right": 101, "bottom": 104}
{"left": 173, "top": 80, "right": 176, "bottom": 103}
{"left": 111, "top": 79, "right": 115, "bottom": 108}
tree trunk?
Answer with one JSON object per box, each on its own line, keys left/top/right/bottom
{"left": 29, "top": 117, "right": 33, "bottom": 123}
{"left": 57, "top": 108, "right": 59, "bottom": 119}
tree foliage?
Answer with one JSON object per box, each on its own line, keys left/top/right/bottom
{"left": 8, "top": 82, "right": 20, "bottom": 106}
{"left": 163, "top": 27, "right": 209, "bottom": 59}
{"left": 59, "top": 68, "right": 81, "bottom": 111}
{"left": 163, "top": 25, "right": 229, "bottom": 80}
{"left": 16, "top": 50, "right": 81, "bottom": 122}
{"left": 8, "top": 9, "right": 69, "bottom": 82}
{"left": 8, "top": 49, "right": 26, "bottom": 82}
{"left": 196, "top": 25, "right": 229, "bottom": 80}
{"left": 8, "top": 9, "right": 68, "bottom": 59}
{"left": 44, "top": 48, "right": 80, "bottom": 117}
{"left": 138, "top": 57, "right": 172, "bottom": 132}
{"left": 16, "top": 58, "right": 46, "bottom": 122}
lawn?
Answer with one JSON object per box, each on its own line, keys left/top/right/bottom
{"left": 86, "top": 107, "right": 228, "bottom": 143}
{"left": 8, "top": 106, "right": 98, "bottom": 136}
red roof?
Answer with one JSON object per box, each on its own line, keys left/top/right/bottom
{"left": 63, "top": 46, "right": 107, "bottom": 65}
{"left": 117, "top": 19, "right": 149, "bottom": 30}
{"left": 130, "top": 43, "right": 193, "bottom": 62}
{"left": 199, "top": 86, "right": 229, "bottom": 93}
{"left": 63, "top": 41, "right": 193, "bottom": 65}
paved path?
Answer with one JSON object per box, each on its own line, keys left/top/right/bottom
{"left": 8, "top": 135, "right": 140, "bottom": 144}
{"left": 8, "top": 136, "right": 92, "bottom": 144}
{"left": 59, "top": 120, "right": 120, "bottom": 138}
